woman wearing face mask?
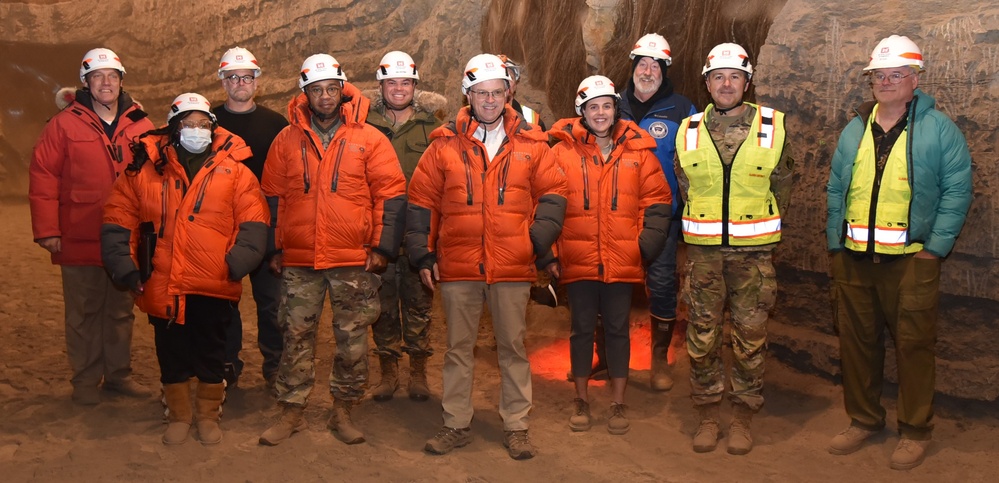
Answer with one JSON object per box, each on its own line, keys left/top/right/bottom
{"left": 101, "top": 93, "right": 269, "bottom": 446}
{"left": 547, "top": 76, "right": 672, "bottom": 435}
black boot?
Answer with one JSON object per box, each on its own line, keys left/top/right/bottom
{"left": 650, "top": 315, "right": 675, "bottom": 391}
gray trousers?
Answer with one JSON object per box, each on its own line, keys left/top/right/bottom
{"left": 61, "top": 265, "right": 135, "bottom": 388}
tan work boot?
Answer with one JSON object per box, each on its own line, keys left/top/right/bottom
{"left": 194, "top": 382, "right": 225, "bottom": 445}
{"left": 425, "top": 426, "right": 472, "bottom": 455}
{"left": 408, "top": 355, "right": 430, "bottom": 401}
{"left": 568, "top": 398, "right": 592, "bottom": 432}
{"left": 259, "top": 404, "right": 307, "bottom": 446}
{"left": 692, "top": 403, "right": 722, "bottom": 453}
{"left": 371, "top": 356, "right": 400, "bottom": 402}
{"left": 162, "top": 382, "right": 192, "bottom": 445}
{"left": 890, "top": 438, "right": 931, "bottom": 470}
{"left": 828, "top": 425, "right": 879, "bottom": 455}
{"left": 727, "top": 405, "right": 754, "bottom": 455}
{"left": 503, "top": 430, "right": 537, "bottom": 460}
{"left": 327, "top": 399, "right": 365, "bottom": 444}
{"left": 607, "top": 402, "right": 630, "bottom": 435}
{"left": 650, "top": 315, "right": 675, "bottom": 391}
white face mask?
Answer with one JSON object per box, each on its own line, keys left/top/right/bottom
{"left": 178, "top": 127, "right": 212, "bottom": 153}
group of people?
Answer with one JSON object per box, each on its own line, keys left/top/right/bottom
{"left": 28, "top": 30, "right": 971, "bottom": 471}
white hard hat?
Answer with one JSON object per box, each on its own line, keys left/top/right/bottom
{"left": 299, "top": 54, "right": 347, "bottom": 90}
{"left": 865, "top": 35, "right": 924, "bottom": 71}
{"left": 167, "top": 93, "right": 217, "bottom": 123}
{"left": 702, "top": 43, "right": 753, "bottom": 78}
{"left": 218, "top": 47, "right": 261, "bottom": 79}
{"left": 461, "top": 53, "right": 511, "bottom": 95}
{"left": 499, "top": 55, "right": 521, "bottom": 81}
{"left": 629, "top": 33, "right": 672, "bottom": 65}
{"left": 79, "top": 48, "right": 126, "bottom": 83}
{"left": 376, "top": 51, "right": 419, "bottom": 81}
{"left": 575, "top": 75, "right": 620, "bottom": 115}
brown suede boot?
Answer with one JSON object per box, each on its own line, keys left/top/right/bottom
{"left": 162, "top": 382, "right": 192, "bottom": 445}
{"left": 408, "top": 355, "right": 430, "bottom": 401}
{"left": 650, "top": 315, "right": 675, "bottom": 391}
{"left": 195, "top": 382, "right": 226, "bottom": 445}
{"left": 371, "top": 355, "right": 400, "bottom": 402}
{"left": 327, "top": 399, "right": 365, "bottom": 444}
{"left": 692, "top": 403, "right": 722, "bottom": 453}
{"left": 728, "top": 404, "right": 755, "bottom": 455}
{"left": 259, "top": 404, "right": 307, "bottom": 446}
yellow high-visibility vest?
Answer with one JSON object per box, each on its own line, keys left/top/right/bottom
{"left": 676, "top": 104, "right": 785, "bottom": 246}
{"left": 843, "top": 105, "right": 923, "bottom": 255}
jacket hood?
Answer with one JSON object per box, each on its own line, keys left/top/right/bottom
{"left": 365, "top": 89, "right": 448, "bottom": 120}
{"left": 549, "top": 117, "right": 655, "bottom": 151}
{"left": 431, "top": 104, "right": 547, "bottom": 142}
{"left": 139, "top": 125, "right": 250, "bottom": 172}
{"left": 287, "top": 81, "right": 370, "bottom": 129}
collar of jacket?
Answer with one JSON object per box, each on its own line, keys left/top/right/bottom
{"left": 139, "top": 125, "right": 250, "bottom": 175}
{"left": 548, "top": 117, "right": 655, "bottom": 151}
{"left": 70, "top": 89, "right": 147, "bottom": 123}
{"left": 854, "top": 88, "right": 931, "bottom": 125}
{"left": 433, "top": 104, "right": 546, "bottom": 143}
{"left": 366, "top": 89, "right": 448, "bottom": 121}
{"left": 287, "top": 81, "right": 370, "bottom": 131}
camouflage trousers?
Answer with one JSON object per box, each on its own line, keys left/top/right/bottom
{"left": 274, "top": 266, "right": 380, "bottom": 406}
{"left": 371, "top": 255, "right": 433, "bottom": 358}
{"left": 682, "top": 246, "right": 776, "bottom": 411}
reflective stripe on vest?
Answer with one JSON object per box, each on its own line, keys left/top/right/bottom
{"left": 521, "top": 104, "right": 539, "bottom": 125}
{"left": 843, "top": 105, "right": 922, "bottom": 255}
{"left": 676, "top": 103, "right": 785, "bottom": 246}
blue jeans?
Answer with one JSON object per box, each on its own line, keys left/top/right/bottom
{"left": 225, "top": 260, "right": 284, "bottom": 381}
{"left": 645, "top": 219, "right": 680, "bottom": 320}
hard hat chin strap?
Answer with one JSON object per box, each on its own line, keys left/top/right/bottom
{"left": 714, "top": 100, "right": 744, "bottom": 116}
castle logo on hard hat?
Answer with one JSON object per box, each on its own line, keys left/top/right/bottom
{"left": 485, "top": 62, "right": 495, "bottom": 69}
{"left": 316, "top": 62, "right": 326, "bottom": 69}
{"left": 647, "top": 121, "right": 669, "bottom": 139}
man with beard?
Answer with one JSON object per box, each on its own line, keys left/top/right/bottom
{"left": 212, "top": 46, "right": 289, "bottom": 392}
{"left": 366, "top": 51, "right": 446, "bottom": 403}
{"left": 407, "top": 53, "right": 567, "bottom": 460}
{"left": 30, "top": 47, "right": 154, "bottom": 405}
{"left": 258, "top": 54, "right": 407, "bottom": 446}
{"left": 607, "top": 33, "right": 697, "bottom": 391}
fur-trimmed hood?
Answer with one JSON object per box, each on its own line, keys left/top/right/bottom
{"left": 365, "top": 89, "right": 448, "bottom": 121}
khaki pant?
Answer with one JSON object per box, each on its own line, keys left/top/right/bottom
{"left": 61, "top": 265, "right": 136, "bottom": 388}
{"left": 439, "top": 281, "right": 532, "bottom": 431}
{"left": 831, "top": 252, "right": 940, "bottom": 440}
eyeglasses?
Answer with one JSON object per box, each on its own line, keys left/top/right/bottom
{"left": 468, "top": 88, "right": 506, "bottom": 100}
{"left": 223, "top": 74, "right": 255, "bottom": 84}
{"left": 306, "top": 85, "right": 342, "bottom": 97}
{"left": 868, "top": 72, "right": 916, "bottom": 85}
{"left": 180, "top": 120, "right": 213, "bottom": 130}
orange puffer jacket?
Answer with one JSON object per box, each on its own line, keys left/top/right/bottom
{"left": 102, "top": 128, "right": 269, "bottom": 325}
{"left": 261, "top": 82, "right": 407, "bottom": 269}
{"left": 406, "top": 105, "right": 568, "bottom": 283}
{"left": 29, "top": 92, "right": 154, "bottom": 266}
{"left": 549, "top": 117, "right": 672, "bottom": 284}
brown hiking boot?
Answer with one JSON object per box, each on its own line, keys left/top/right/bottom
{"left": 650, "top": 316, "right": 675, "bottom": 392}
{"left": 503, "top": 430, "right": 537, "bottom": 460}
{"left": 727, "top": 405, "right": 754, "bottom": 455}
{"left": 194, "top": 382, "right": 225, "bottom": 445}
{"left": 607, "top": 403, "right": 630, "bottom": 435}
{"left": 828, "top": 425, "right": 879, "bottom": 455}
{"left": 568, "top": 398, "right": 592, "bottom": 432}
{"left": 103, "top": 377, "right": 153, "bottom": 398}
{"left": 327, "top": 399, "right": 365, "bottom": 444}
{"left": 408, "top": 355, "right": 430, "bottom": 401}
{"left": 371, "top": 356, "right": 399, "bottom": 402}
{"left": 162, "top": 382, "right": 192, "bottom": 445}
{"left": 259, "top": 405, "right": 307, "bottom": 446}
{"left": 425, "top": 426, "right": 472, "bottom": 454}
{"left": 890, "top": 438, "right": 931, "bottom": 470}
{"left": 692, "top": 403, "right": 721, "bottom": 453}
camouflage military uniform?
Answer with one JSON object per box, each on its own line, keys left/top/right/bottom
{"left": 372, "top": 254, "right": 433, "bottom": 357}
{"left": 274, "top": 266, "right": 381, "bottom": 405}
{"left": 676, "top": 105, "right": 793, "bottom": 410}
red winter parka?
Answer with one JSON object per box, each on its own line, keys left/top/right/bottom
{"left": 261, "top": 82, "right": 407, "bottom": 269}
{"left": 549, "top": 117, "right": 672, "bottom": 284}
{"left": 101, "top": 128, "right": 269, "bottom": 325}
{"left": 30, "top": 91, "right": 154, "bottom": 266}
{"left": 406, "top": 105, "right": 568, "bottom": 283}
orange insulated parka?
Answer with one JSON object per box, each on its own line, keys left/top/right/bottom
{"left": 549, "top": 118, "right": 672, "bottom": 284}
{"left": 406, "top": 105, "right": 568, "bottom": 283}
{"left": 102, "top": 128, "right": 269, "bottom": 325}
{"left": 261, "top": 82, "right": 408, "bottom": 269}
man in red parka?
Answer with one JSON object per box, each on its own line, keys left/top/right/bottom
{"left": 407, "top": 53, "right": 567, "bottom": 460}
{"left": 29, "top": 47, "right": 154, "bottom": 405}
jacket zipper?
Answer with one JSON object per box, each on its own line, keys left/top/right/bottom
{"left": 193, "top": 169, "right": 215, "bottom": 214}
{"left": 581, "top": 156, "right": 590, "bottom": 210}
{"left": 159, "top": 180, "right": 168, "bottom": 238}
{"left": 331, "top": 138, "right": 347, "bottom": 192}
{"left": 498, "top": 158, "right": 512, "bottom": 206}
{"left": 461, "top": 151, "right": 474, "bottom": 205}
{"left": 300, "top": 140, "right": 311, "bottom": 193}
{"left": 610, "top": 156, "right": 620, "bottom": 211}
